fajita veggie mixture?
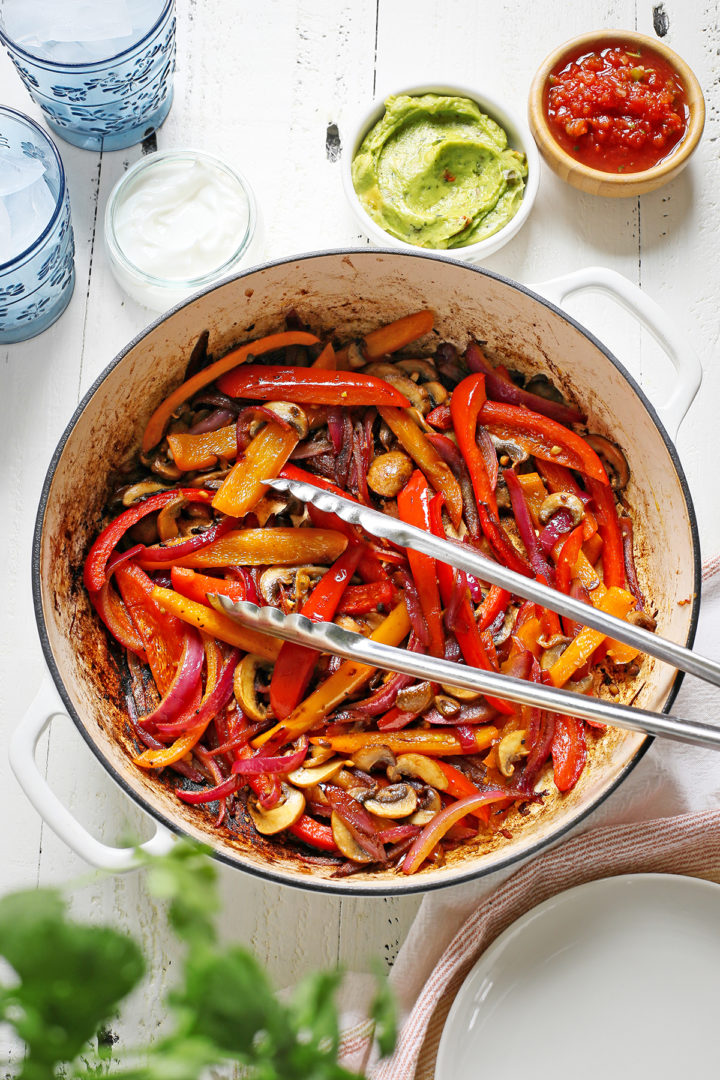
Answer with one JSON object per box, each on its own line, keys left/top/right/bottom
{"left": 83, "top": 309, "right": 655, "bottom": 876}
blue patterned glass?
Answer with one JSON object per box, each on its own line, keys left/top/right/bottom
{"left": 0, "top": 1, "right": 175, "bottom": 151}
{"left": 0, "top": 107, "right": 75, "bottom": 344}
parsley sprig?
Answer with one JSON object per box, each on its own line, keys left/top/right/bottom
{"left": 0, "top": 841, "right": 395, "bottom": 1079}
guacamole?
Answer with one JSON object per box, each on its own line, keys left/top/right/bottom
{"left": 351, "top": 94, "right": 528, "bottom": 249}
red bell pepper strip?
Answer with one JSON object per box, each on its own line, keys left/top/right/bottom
{"left": 170, "top": 567, "right": 246, "bottom": 608}
{"left": 536, "top": 459, "right": 590, "bottom": 504}
{"left": 288, "top": 815, "right": 338, "bottom": 853}
{"left": 479, "top": 400, "right": 610, "bottom": 485}
{"left": 142, "top": 331, "right": 319, "bottom": 451}
{"left": 89, "top": 578, "right": 147, "bottom": 659}
{"left": 587, "top": 478, "right": 626, "bottom": 589}
{"left": 551, "top": 715, "right": 587, "bottom": 792}
{"left": 477, "top": 502, "right": 533, "bottom": 578}
{"left": 269, "top": 544, "right": 364, "bottom": 720}
{"left": 337, "top": 580, "right": 394, "bottom": 614}
{"left": 84, "top": 489, "right": 214, "bottom": 593}
{"left": 114, "top": 562, "right": 186, "bottom": 695}
{"left": 556, "top": 524, "right": 585, "bottom": 594}
{"left": 450, "top": 374, "right": 498, "bottom": 517}
{"left": 426, "top": 403, "right": 452, "bottom": 431}
{"left": 476, "top": 585, "right": 511, "bottom": 631}
{"left": 397, "top": 471, "right": 445, "bottom": 658}
{"left": 436, "top": 760, "right": 493, "bottom": 824}
{"left": 215, "top": 365, "right": 410, "bottom": 407}
{"left": 428, "top": 493, "right": 513, "bottom": 715}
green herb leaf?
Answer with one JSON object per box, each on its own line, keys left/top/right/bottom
{"left": 0, "top": 890, "right": 144, "bottom": 1073}
{"left": 139, "top": 839, "right": 218, "bottom": 947}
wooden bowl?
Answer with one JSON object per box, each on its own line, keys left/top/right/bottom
{"left": 528, "top": 30, "right": 705, "bottom": 197}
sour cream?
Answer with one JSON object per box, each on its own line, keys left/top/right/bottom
{"left": 105, "top": 150, "right": 258, "bottom": 311}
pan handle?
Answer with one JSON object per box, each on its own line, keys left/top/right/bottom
{"left": 10, "top": 678, "right": 175, "bottom": 871}
{"left": 530, "top": 266, "right": 702, "bottom": 439}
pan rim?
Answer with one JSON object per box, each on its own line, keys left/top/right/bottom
{"left": 31, "top": 247, "right": 701, "bottom": 895}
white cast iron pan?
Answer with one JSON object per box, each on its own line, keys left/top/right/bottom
{"left": 12, "top": 251, "right": 702, "bottom": 893}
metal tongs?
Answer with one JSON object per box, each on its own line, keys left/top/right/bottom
{"left": 211, "top": 476, "right": 720, "bottom": 752}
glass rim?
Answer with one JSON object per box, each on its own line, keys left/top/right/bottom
{"left": 0, "top": 105, "right": 67, "bottom": 273}
{"left": 105, "top": 148, "right": 257, "bottom": 290}
{"left": 0, "top": 0, "right": 174, "bottom": 70}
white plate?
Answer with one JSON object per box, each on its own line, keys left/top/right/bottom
{"left": 436, "top": 874, "right": 720, "bottom": 1079}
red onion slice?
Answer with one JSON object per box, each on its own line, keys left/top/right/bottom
{"left": 140, "top": 514, "right": 236, "bottom": 564}
{"left": 143, "top": 628, "right": 204, "bottom": 727}
{"left": 231, "top": 737, "right": 309, "bottom": 777}
{"left": 155, "top": 648, "right": 240, "bottom": 737}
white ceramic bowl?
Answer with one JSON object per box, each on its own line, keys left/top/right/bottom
{"left": 341, "top": 83, "right": 540, "bottom": 261}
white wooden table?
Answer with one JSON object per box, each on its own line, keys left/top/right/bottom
{"left": 2, "top": 0, "right": 718, "bottom": 1048}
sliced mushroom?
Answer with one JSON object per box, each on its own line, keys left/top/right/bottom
{"left": 540, "top": 639, "right": 570, "bottom": 670}
{"left": 345, "top": 342, "right": 366, "bottom": 369}
{"left": 627, "top": 609, "right": 657, "bottom": 631}
{"left": 439, "top": 683, "right": 482, "bottom": 703}
{"left": 351, "top": 745, "right": 397, "bottom": 773}
{"left": 539, "top": 492, "right": 586, "bottom": 526}
{"left": 409, "top": 786, "right": 443, "bottom": 825}
{"left": 434, "top": 694, "right": 462, "bottom": 719}
{"left": 287, "top": 758, "right": 344, "bottom": 787}
{"left": 364, "top": 783, "right": 417, "bottom": 819}
{"left": 156, "top": 494, "right": 187, "bottom": 540}
{"left": 490, "top": 434, "right": 529, "bottom": 466}
{"left": 492, "top": 606, "right": 519, "bottom": 647}
{"left": 390, "top": 753, "right": 449, "bottom": 791}
{"left": 525, "top": 374, "right": 565, "bottom": 404}
{"left": 567, "top": 674, "right": 594, "bottom": 695}
{"left": 248, "top": 783, "right": 305, "bottom": 835}
{"left": 423, "top": 380, "right": 449, "bottom": 407}
{"left": 395, "top": 358, "right": 438, "bottom": 381}
{"left": 233, "top": 654, "right": 272, "bottom": 722}
{"left": 306, "top": 743, "right": 335, "bottom": 767}
{"left": 367, "top": 451, "right": 414, "bottom": 497}
{"left": 497, "top": 729, "right": 529, "bottom": 778}
{"left": 331, "top": 812, "right": 376, "bottom": 862}
{"left": 585, "top": 434, "right": 630, "bottom": 491}
{"left": 150, "top": 454, "right": 183, "bottom": 482}
{"left": 258, "top": 566, "right": 325, "bottom": 606}
{"left": 263, "top": 400, "right": 309, "bottom": 439}
{"left": 121, "top": 480, "right": 170, "bottom": 506}
{"left": 396, "top": 681, "right": 434, "bottom": 713}
{"left": 363, "top": 365, "right": 430, "bottom": 413}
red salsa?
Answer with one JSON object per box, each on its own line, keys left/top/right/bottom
{"left": 544, "top": 41, "right": 688, "bottom": 173}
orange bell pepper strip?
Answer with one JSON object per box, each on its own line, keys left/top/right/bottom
{"left": 587, "top": 478, "right": 626, "bottom": 589}
{"left": 115, "top": 562, "right": 185, "bottom": 694}
{"left": 547, "top": 586, "right": 636, "bottom": 686}
{"left": 151, "top": 585, "right": 281, "bottom": 661}
{"left": 143, "top": 527, "right": 348, "bottom": 569}
{"left": 310, "top": 726, "right": 498, "bottom": 757}
{"left": 133, "top": 634, "right": 222, "bottom": 769}
{"left": 253, "top": 603, "right": 411, "bottom": 748}
{"left": 363, "top": 310, "right": 434, "bottom": 359}
{"left": 167, "top": 425, "right": 236, "bottom": 472}
{"left": 451, "top": 374, "right": 498, "bottom": 517}
{"left": 311, "top": 342, "right": 336, "bottom": 369}
{"left": 142, "top": 331, "right": 319, "bottom": 452}
{"left": 583, "top": 532, "right": 603, "bottom": 567}
{"left": 269, "top": 544, "right": 364, "bottom": 720}
{"left": 516, "top": 472, "right": 548, "bottom": 528}
{"left": 170, "top": 567, "right": 246, "bottom": 608}
{"left": 378, "top": 406, "right": 463, "bottom": 528}
{"left": 212, "top": 422, "right": 299, "bottom": 517}
{"left": 215, "top": 365, "right": 411, "bottom": 407}
{"left": 397, "top": 470, "right": 445, "bottom": 658}
{"left": 570, "top": 551, "right": 637, "bottom": 664}
{"left": 480, "top": 401, "right": 610, "bottom": 485}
